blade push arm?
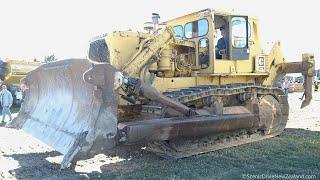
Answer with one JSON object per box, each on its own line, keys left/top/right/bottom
{"left": 84, "top": 64, "right": 197, "bottom": 117}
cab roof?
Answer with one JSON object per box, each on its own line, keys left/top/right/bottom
{"left": 166, "top": 8, "right": 258, "bottom": 24}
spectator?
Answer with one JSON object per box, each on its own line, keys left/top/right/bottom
{"left": 0, "top": 85, "right": 13, "bottom": 123}
{"left": 282, "top": 78, "right": 289, "bottom": 95}
{"left": 15, "top": 90, "right": 23, "bottom": 106}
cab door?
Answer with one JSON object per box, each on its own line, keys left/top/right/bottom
{"left": 230, "top": 16, "right": 249, "bottom": 60}
{"left": 230, "top": 16, "right": 253, "bottom": 73}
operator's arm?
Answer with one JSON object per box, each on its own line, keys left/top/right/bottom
{"left": 216, "top": 38, "right": 226, "bottom": 59}
{"left": 216, "top": 38, "right": 225, "bottom": 50}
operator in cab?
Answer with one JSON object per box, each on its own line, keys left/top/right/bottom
{"left": 216, "top": 26, "right": 228, "bottom": 59}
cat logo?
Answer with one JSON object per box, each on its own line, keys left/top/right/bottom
{"left": 257, "top": 56, "right": 265, "bottom": 72}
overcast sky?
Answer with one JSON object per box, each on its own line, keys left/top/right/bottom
{"left": 0, "top": 0, "right": 319, "bottom": 67}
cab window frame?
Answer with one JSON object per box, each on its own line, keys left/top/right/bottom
{"left": 173, "top": 25, "right": 184, "bottom": 39}
{"left": 248, "top": 22, "right": 252, "bottom": 38}
{"left": 231, "top": 16, "right": 248, "bottom": 49}
{"left": 184, "top": 18, "right": 209, "bottom": 39}
{"left": 198, "top": 37, "right": 210, "bottom": 68}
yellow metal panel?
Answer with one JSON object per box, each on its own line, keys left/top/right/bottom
{"left": 3, "top": 60, "right": 42, "bottom": 85}
{"left": 262, "top": 42, "right": 286, "bottom": 85}
{"left": 3, "top": 75, "right": 25, "bottom": 85}
{"left": 220, "top": 76, "right": 255, "bottom": 84}
{"left": 214, "top": 60, "right": 236, "bottom": 73}
{"left": 236, "top": 60, "right": 254, "bottom": 73}
{"left": 166, "top": 9, "right": 212, "bottom": 26}
{"left": 106, "top": 31, "right": 148, "bottom": 70}
{"left": 152, "top": 75, "right": 258, "bottom": 93}
{"left": 152, "top": 77, "right": 197, "bottom": 92}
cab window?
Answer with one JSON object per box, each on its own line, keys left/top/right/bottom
{"left": 231, "top": 17, "right": 247, "bottom": 48}
{"left": 173, "top": 25, "right": 184, "bottom": 39}
{"left": 185, "top": 19, "right": 209, "bottom": 39}
{"left": 199, "top": 38, "right": 210, "bottom": 68}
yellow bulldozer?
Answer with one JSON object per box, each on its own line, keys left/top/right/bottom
{"left": 9, "top": 9, "right": 315, "bottom": 168}
{"left": 0, "top": 59, "right": 41, "bottom": 106}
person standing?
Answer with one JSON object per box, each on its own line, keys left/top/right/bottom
{"left": 1, "top": 85, "right": 13, "bottom": 123}
{"left": 282, "top": 78, "right": 290, "bottom": 95}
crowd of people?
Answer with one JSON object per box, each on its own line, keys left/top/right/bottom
{"left": 281, "top": 76, "right": 320, "bottom": 101}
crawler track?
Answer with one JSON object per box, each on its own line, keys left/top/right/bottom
{"left": 141, "top": 84, "right": 289, "bottom": 158}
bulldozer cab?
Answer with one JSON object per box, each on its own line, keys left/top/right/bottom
{"left": 214, "top": 15, "right": 249, "bottom": 61}
{"left": 168, "top": 9, "right": 261, "bottom": 74}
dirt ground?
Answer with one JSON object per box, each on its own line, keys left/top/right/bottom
{"left": 1, "top": 92, "right": 320, "bottom": 179}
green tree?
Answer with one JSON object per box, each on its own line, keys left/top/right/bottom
{"left": 44, "top": 54, "right": 57, "bottom": 63}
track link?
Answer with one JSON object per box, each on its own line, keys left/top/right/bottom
{"left": 147, "top": 130, "right": 283, "bottom": 159}
{"left": 142, "top": 84, "right": 289, "bottom": 159}
{"left": 142, "top": 84, "right": 286, "bottom": 116}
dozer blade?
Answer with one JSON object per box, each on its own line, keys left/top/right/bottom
{"left": 8, "top": 59, "right": 118, "bottom": 168}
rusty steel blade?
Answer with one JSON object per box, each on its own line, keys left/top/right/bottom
{"left": 301, "top": 73, "right": 313, "bottom": 108}
{"left": 8, "top": 59, "right": 118, "bottom": 168}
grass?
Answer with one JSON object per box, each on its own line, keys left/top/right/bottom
{"left": 4, "top": 127, "right": 320, "bottom": 179}
{"left": 97, "top": 128, "right": 320, "bottom": 180}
